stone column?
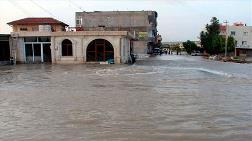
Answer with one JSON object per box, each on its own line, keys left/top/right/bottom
{"left": 114, "top": 38, "right": 121, "bottom": 64}
{"left": 50, "top": 36, "right": 56, "bottom": 64}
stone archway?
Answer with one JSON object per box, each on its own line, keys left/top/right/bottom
{"left": 86, "top": 39, "right": 114, "bottom": 62}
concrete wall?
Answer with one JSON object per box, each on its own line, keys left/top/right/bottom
{"left": 9, "top": 38, "right": 25, "bottom": 63}
{"left": 76, "top": 11, "right": 157, "bottom": 28}
{"left": 133, "top": 41, "right": 147, "bottom": 54}
{"left": 51, "top": 35, "right": 131, "bottom": 64}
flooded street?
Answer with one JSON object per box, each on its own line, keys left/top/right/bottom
{"left": 0, "top": 55, "right": 252, "bottom": 141}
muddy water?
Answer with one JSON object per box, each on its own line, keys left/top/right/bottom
{"left": 0, "top": 55, "right": 252, "bottom": 141}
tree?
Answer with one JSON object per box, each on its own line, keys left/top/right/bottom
{"left": 227, "top": 36, "right": 235, "bottom": 52}
{"left": 183, "top": 40, "right": 197, "bottom": 54}
{"left": 200, "top": 17, "right": 225, "bottom": 55}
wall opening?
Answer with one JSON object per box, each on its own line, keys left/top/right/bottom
{"left": 86, "top": 39, "right": 114, "bottom": 62}
{"left": 0, "top": 41, "right": 10, "bottom": 61}
{"left": 62, "top": 39, "right": 73, "bottom": 56}
{"left": 24, "top": 37, "right": 51, "bottom": 63}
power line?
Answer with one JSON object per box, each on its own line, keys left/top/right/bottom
{"left": 67, "top": 0, "right": 84, "bottom": 11}
{"left": 28, "top": 0, "right": 70, "bottom": 26}
{"left": 8, "top": 0, "right": 31, "bottom": 16}
{"left": 29, "top": 0, "right": 56, "bottom": 17}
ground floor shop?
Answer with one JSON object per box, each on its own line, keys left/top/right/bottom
{"left": 0, "top": 34, "right": 10, "bottom": 63}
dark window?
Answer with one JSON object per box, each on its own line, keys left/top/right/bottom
{"left": 231, "top": 31, "right": 236, "bottom": 36}
{"left": 0, "top": 41, "right": 10, "bottom": 61}
{"left": 62, "top": 39, "right": 73, "bottom": 56}
{"left": 25, "top": 44, "right": 33, "bottom": 57}
{"left": 38, "top": 37, "right": 51, "bottom": 42}
{"left": 43, "top": 44, "right": 51, "bottom": 62}
{"left": 20, "top": 27, "right": 28, "bottom": 31}
{"left": 33, "top": 44, "right": 41, "bottom": 56}
{"left": 24, "top": 37, "right": 37, "bottom": 42}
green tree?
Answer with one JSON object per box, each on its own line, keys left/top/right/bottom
{"left": 200, "top": 17, "right": 225, "bottom": 55}
{"left": 227, "top": 36, "right": 235, "bottom": 52}
{"left": 183, "top": 40, "right": 197, "bottom": 54}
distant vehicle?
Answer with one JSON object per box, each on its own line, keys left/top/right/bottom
{"left": 191, "top": 51, "right": 202, "bottom": 56}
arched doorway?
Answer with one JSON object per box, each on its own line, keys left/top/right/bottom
{"left": 86, "top": 39, "right": 114, "bottom": 62}
{"left": 62, "top": 39, "right": 73, "bottom": 56}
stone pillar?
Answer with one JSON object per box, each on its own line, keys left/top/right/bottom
{"left": 51, "top": 36, "right": 56, "bottom": 64}
{"left": 114, "top": 38, "right": 121, "bottom": 64}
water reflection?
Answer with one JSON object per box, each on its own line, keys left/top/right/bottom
{"left": 0, "top": 55, "right": 252, "bottom": 141}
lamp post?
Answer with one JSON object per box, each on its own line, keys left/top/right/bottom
{"left": 224, "top": 20, "right": 229, "bottom": 57}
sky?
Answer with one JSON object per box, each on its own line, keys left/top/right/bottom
{"left": 0, "top": 0, "right": 251, "bottom": 42}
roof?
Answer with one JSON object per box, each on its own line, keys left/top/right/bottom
{"left": 7, "top": 18, "right": 69, "bottom": 26}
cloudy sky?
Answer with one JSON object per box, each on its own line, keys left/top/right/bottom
{"left": 0, "top": 0, "right": 251, "bottom": 41}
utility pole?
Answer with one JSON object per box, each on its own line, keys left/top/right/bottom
{"left": 224, "top": 20, "right": 229, "bottom": 57}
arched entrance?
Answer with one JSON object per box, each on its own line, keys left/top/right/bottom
{"left": 62, "top": 39, "right": 73, "bottom": 56}
{"left": 86, "top": 39, "right": 114, "bottom": 62}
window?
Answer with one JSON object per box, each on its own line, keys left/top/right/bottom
{"left": 244, "top": 32, "right": 248, "bottom": 36}
{"left": 20, "top": 27, "right": 28, "bottom": 31}
{"left": 62, "top": 39, "right": 73, "bottom": 56}
{"left": 241, "top": 50, "right": 247, "bottom": 54}
{"left": 24, "top": 37, "right": 37, "bottom": 42}
{"left": 230, "top": 31, "right": 236, "bottom": 36}
{"left": 32, "top": 27, "right": 39, "bottom": 31}
{"left": 242, "top": 41, "right": 247, "bottom": 45}
{"left": 38, "top": 37, "right": 51, "bottom": 42}
{"left": 76, "top": 17, "right": 82, "bottom": 26}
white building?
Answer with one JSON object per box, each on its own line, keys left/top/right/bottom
{"left": 220, "top": 23, "right": 252, "bottom": 57}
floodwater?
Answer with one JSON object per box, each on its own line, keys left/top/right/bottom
{"left": 0, "top": 55, "right": 252, "bottom": 141}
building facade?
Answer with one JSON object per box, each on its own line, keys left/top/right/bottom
{"left": 75, "top": 11, "right": 161, "bottom": 54}
{"left": 8, "top": 18, "right": 134, "bottom": 64}
{"left": 220, "top": 23, "right": 252, "bottom": 58}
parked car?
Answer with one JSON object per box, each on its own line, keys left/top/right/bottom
{"left": 191, "top": 51, "right": 202, "bottom": 56}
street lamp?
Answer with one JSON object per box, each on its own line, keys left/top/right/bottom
{"left": 224, "top": 20, "right": 229, "bottom": 57}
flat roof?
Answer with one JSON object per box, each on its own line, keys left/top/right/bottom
{"left": 10, "top": 31, "right": 135, "bottom": 39}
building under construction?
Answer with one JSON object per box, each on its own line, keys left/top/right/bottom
{"left": 75, "top": 11, "right": 162, "bottom": 54}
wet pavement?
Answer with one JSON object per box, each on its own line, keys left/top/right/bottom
{"left": 0, "top": 55, "right": 252, "bottom": 141}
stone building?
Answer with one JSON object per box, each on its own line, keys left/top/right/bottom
{"left": 8, "top": 17, "right": 134, "bottom": 64}
{"left": 75, "top": 11, "right": 161, "bottom": 54}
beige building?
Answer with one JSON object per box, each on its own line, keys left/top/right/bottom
{"left": 75, "top": 11, "right": 161, "bottom": 54}
{"left": 8, "top": 18, "right": 135, "bottom": 64}
{"left": 220, "top": 23, "right": 252, "bottom": 57}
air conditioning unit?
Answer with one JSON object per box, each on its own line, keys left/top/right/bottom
{"left": 39, "top": 25, "right": 52, "bottom": 32}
